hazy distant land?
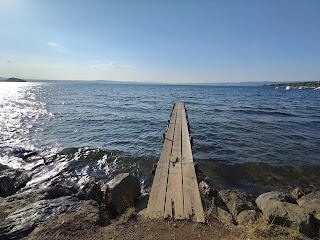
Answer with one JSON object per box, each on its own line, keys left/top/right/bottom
{"left": 0, "top": 77, "right": 26, "bottom": 82}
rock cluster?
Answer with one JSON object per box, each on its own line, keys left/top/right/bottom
{"left": 0, "top": 166, "right": 141, "bottom": 239}
{"left": 200, "top": 180, "right": 320, "bottom": 237}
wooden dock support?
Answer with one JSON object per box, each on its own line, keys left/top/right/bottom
{"left": 145, "top": 102, "right": 205, "bottom": 222}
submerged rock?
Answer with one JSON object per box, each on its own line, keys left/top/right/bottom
{"left": 106, "top": 173, "right": 140, "bottom": 216}
{"left": 0, "top": 196, "right": 84, "bottom": 240}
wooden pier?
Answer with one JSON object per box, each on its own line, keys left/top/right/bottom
{"left": 145, "top": 102, "right": 205, "bottom": 222}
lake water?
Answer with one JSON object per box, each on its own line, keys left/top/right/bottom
{"left": 1, "top": 81, "right": 319, "bottom": 194}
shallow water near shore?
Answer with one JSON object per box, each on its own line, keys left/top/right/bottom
{"left": 0, "top": 81, "right": 319, "bottom": 193}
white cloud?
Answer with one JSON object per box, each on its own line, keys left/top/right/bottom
{"left": 47, "top": 42, "right": 63, "bottom": 52}
{"left": 90, "top": 61, "right": 130, "bottom": 72}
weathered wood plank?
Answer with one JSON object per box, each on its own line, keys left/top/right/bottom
{"left": 181, "top": 105, "right": 205, "bottom": 223}
{"left": 146, "top": 102, "right": 205, "bottom": 222}
{"left": 145, "top": 104, "right": 178, "bottom": 218}
{"left": 164, "top": 102, "right": 184, "bottom": 219}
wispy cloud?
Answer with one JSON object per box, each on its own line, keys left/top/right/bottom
{"left": 90, "top": 61, "right": 130, "bottom": 72}
{"left": 2, "top": 60, "right": 11, "bottom": 63}
{"left": 47, "top": 42, "right": 63, "bottom": 52}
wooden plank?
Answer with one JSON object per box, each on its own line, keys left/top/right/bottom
{"left": 181, "top": 105, "right": 205, "bottom": 223}
{"left": 164, "top": 102, "right": 184, "bottom": 219}
{"left": 145, "top": 104, "right": 177, "bottom": 218}
{"left": 146, "top": 102, "right": 205, "bottom": 222}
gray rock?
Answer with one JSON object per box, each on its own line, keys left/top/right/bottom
{"left": 216, "top": 207, "right": 234, "bottom": 224}
{"left": 297, "top": 191, "right": 320, "bottom": 223}
{"left": 218, "top": 190, "right": 257, "bottom": 218}
{"left": 256, "top": 191, "right": 296, "bottom": 205}
{"left": 292, "top": 187, "right": 312, "bottom": 200}
{"left": 0, "top": 169, "right": 32, "bottom": 191}
{"left": 207, "top": 206, "right": 234, "bottom": 224}
{"left": 236, "top": 210, "right": 262, "bottom": 226}
{"left": 0, "top": 196, "right": 84, "bottom": 240}
{"left": 106, "top": 173, "right": 140, "bottom": 215}
{"left": 40, "top": 186, "right": 73, "bottom": 199}
{"left": 257, "top": 199, "right": 314, "bottom": 235}
{"left": 77, "top": 181, "right": 104, "bottom": 204}
{"left": 0, "top": 176, "right": 16, "bottom": 197}
{"left": 26, "top": 200, "right": 109, "bottom": 239}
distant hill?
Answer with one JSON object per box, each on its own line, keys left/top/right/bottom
{"left": 0, "top": 77, "right": 26, "bottom": 82}
{"left": 268, "top": 81, "right": 320, "bottom": 88}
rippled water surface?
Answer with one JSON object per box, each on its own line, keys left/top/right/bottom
{"left": 1, "top": 81, "right": 319, "bottom": 193}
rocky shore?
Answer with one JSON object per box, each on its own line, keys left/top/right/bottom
{"left": 0, "top": 162, "right": 319, "bottom": 239}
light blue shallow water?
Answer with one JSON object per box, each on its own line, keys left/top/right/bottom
{"left": 1, "top": 81, "right": 319, "bottom": 193}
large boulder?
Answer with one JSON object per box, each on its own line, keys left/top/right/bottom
{"left": 261, "top": 201, "right": 314, "bottom": 235}
{"left": 297, "top": 191, "right": 320, "bottom": 224}
{"left": 0, "top": 176, "right": 16, "bottom": 197}
{"left": 218, "top": 190, "right": 257, "bottom": 218}
{"left": 256, "top": 193, "right": 315, "bottom": 235}
{"left": 0, "top": 196, "right": 84, "bottom": 240}
{"left": 256, "top": 191, "right": 296, "bottom": 205}
{"left": 106, "top": 173, "right": 140, "bottom": 215}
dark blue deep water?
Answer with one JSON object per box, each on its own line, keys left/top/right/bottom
{"left": 1, "top": 81, "right": 320, "bottom": 194}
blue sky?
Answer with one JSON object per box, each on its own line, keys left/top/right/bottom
{"left": 0, "top": 0, "right": 319, "bottom": 83}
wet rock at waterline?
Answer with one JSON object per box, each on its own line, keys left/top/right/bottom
{"left": 0, "top": 169, "right": 32, "bottom": 192}
{"left": 26, "top": 200, "right": 109, "bottom": 239}
{"left": 77, "top": 180, "right": 104, "bottom": 204}
{"left": 0, "top": 196, "right": 84, "bottom": 240}
{"left": 0, "top": 176, "right": 16, "bottom": 197}
{"left": 106, "top": 173, "right": 141, "bottom": 215}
